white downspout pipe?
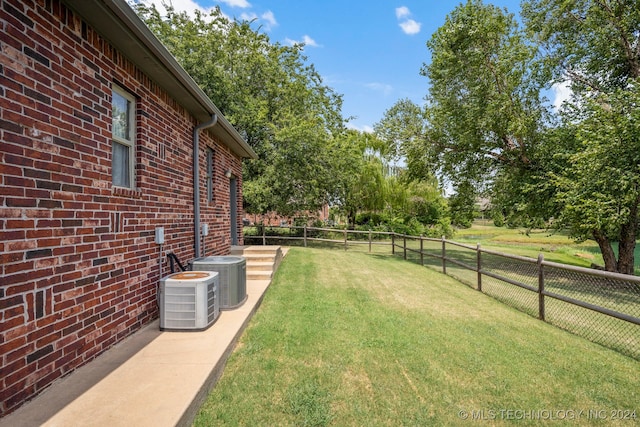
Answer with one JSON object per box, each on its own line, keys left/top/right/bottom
{"left": 193, "top": 114, "right": 218, "bottom": 259}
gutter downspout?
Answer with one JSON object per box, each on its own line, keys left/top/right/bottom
{"left": 193, "top": 114, "right": 218, "bottom": 259}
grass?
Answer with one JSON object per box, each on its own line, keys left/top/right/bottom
{"left": 455, "top": 222, "right": 640, "bottom": 274}
{"left": 454, "top": 222, "right": 605, "bottom": 267}
{"left": 194, "top": 247, "right": 639, "bottom": 426}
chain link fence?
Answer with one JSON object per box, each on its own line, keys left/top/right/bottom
{"left": 419, "top": 237, "right": 640, "bottom": 360}
{"left": 245, "top": 226, "right": 640, "bottom": 359}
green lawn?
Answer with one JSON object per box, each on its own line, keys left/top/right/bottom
{"left": 454, "top": 222, "right": 640, "bottom": 274}
{"left": 454, "top": 222, "right": 606, "bottom": 268}
{"left": 194, "top": 248, "right": 638, "bottom": 426}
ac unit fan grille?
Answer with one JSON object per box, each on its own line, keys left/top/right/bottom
{"left": 160, "top": 272, "right": 220, "bottom": 331}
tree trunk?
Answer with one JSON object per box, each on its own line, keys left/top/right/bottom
{"left": 347, "top": 209, "right": 356, "bottom": 230}
{"left": 592, "top": 229, "right": 618, "bottom": 273}
{"left": 616, "top": 198, "right": 639, "bottom": 275}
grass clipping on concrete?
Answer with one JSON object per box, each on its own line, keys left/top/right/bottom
{"left": 194, "top": 248, "right": 638, "bottom": 426}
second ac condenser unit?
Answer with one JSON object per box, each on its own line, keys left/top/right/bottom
{"left": 159, "top": 271, "right": 220, "bottom": 331}
{"left": 191, "top": 256, "right": 246, "bottom": 310}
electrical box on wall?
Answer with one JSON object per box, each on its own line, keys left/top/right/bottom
{"left": 155, "top": 227, "right": 165, "bottom": 244}
{"left": 202, "top": 223, "right": 209, "bottom": 236}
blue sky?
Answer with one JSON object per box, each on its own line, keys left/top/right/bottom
{"left": 143, "top": 0, "right": 527, "bottom": 132}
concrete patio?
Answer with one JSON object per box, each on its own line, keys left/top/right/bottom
{"left": 0, "top": 246, "right": 284, "bottom": 427}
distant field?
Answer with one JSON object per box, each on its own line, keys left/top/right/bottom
{"left": 454, "top": 222, "right": 609, "bottom": 269}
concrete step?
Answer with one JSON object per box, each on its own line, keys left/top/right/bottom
{"left": 231, "top": 245, "right": 283, "bottom": 283}
{"left": 247, "top": 261, "right": 274, "bottom": 271}
{"left": 247, "top": 271, "right": 273, "bottom": 281}
{"left": 242, "top": 254, "right": 277, "bottom": 262}
{"left": 231, "top": 245, "right": 281, "bottom": 255}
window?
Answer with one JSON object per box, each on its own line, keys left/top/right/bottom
{"left": 112, "top": 85, "right": 135, "bottom": 188}
{"left": 206, "top": 147, "right": 214, "bottom": 203}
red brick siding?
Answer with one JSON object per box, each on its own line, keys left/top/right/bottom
{"left": 0, "top": 0, "right": 244, "bottom": 415}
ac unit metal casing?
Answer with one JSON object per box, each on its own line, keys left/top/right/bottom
{"left": 191, "top": 256, "right": 247, "bottom": 310}
{"left": 160, "top": 271, "right": 220, "bottom": 331}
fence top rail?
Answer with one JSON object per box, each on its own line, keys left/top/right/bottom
{"left": 259, "top": 225, "right": 394, "bottom": 235}
{"left": 308, "top": 227, "right": 393, "bottom": 235}
{"left": 308, "top": 226, "right": 346, "bottom": 233}
{"left": 444, "top": 240, "right": 476, "bottom": 251}
{"left": 394, "top": 233, "right": 440, "bottom": 242}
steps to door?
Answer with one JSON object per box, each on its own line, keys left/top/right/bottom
{"left": 230, "top": 245, "right": 283, "bottom": 282}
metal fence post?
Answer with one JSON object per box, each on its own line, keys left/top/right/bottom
{"left": 403, "top": 235, "right": 407, "bottom": 260}
{"left": 477, "top": 243, "right": 482, "bottom": 292}
{"left": 304, "top": 225, "right": 307, "bottom": 247}
{"left": 344, "top": 229, "right": 348, "bottom": 251}
{"left": 392, "top": 233, "right": 395, "bottom": 255}
{"left": 262, "top": 224, "right": 266, "bottom": 246}
{"left": 420, "top": 236, "right": 424, "bottom": 266}
{"left": 369, "top": 230, "right": 372, "bottom": 253}
{"left": 442, "top": 235, "right": 447, "bottom": 275}
{"left": 538, "top": 253, "right": 545, "bottom": 321}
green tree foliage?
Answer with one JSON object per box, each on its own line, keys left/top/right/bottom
{"left": 522, "top": 0, "right": 640, "bottom": 273}
{"left": 447, "top": 181, "right": 477, "bottom": 228}
{"left": 552, "top": 87, "right": 640, "bottom": 273}
{"left": 331, "top": 130, "right": 388, "bottom": 228}
{"left": 522, "top": 0, "right": 640, "bottom": 92}
{"left": 133, "top": 3, "right": 345, "bottom": 217}
{"left": 373, "top": 98, "right": 425, "bottom": 169}
{"left": 418, "top": 0, "right": 640, "bottom": 273}
{"left": 417, "top": 0, "right": 545, "bottom": 229}
{"left": 421, "top": 0, "right": 543, "bottom": 184}
{"left": 370, "top": 100, "right": 451, "bottom": 236}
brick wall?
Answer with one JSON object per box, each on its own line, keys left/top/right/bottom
{"left": 0, "top": 0, "right": 244, "bottom": 415}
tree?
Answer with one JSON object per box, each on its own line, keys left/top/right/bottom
{"left": 371, "top": 100, "right": 451, "bottom": 234}
{"left": 373, "top": 99, "right": 425, "bottom": 169}
{"left": 421, "top": 0, "right": 544, "bottom": 187}
{"left": 133, "top": 3, "right": 345, "bottom": 218}
{"left": 331, "top": 130, "right": 388, "bottom": 228}
{"left": 447, "top": 181, "right": 477, "bottom": 228}
{"left": 522, "top": 0, "right": 640, "bottom": 273}
{"left": 522, "top": 0, "right": 640, "bottom": 93}
{"left": 417, "top": 0, "right": 546, "bottom": 229}
{"left": 552, "top": 87, "right": 640, "bottom": 273}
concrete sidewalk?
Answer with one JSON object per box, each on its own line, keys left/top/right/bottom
{"left": 0, "top": 246, "right": 284, "bottom": 427}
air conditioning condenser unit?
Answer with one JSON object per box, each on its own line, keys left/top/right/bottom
{"left": 191, "top": 256, "right": 246, "bottom": 310}
{"left": 160, "top": 271, "right": 220, "bottom": 331}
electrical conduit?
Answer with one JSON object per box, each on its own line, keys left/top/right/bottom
{"left": 193, "top": 114, "right": 217, "bottom": 258}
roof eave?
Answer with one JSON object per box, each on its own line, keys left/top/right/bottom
{"left": 61, "top": 0, "right": 258, "bottom": 160}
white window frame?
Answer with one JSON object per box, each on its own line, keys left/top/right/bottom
{"left": 111, "top": 85, "right": 136, "bottom": 189}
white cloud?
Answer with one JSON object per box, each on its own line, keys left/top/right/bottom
{"left": 399, "top": 19, "right": 421, "bottom": 35}
{"left": 395, "top": 6, "right": 410, "bottom": 19}
{"left": 240, "top": 11, "right": 258, "bottom": 21}
{"left": 552, "top": 80, "right": 572, "bottom": 111}
{"left": 395, "top": 6, "right": 421, "bottom": 35}
{"left": 261, "top": 10, "right": 277, "bottom": 28}
{"left": 365, "top": 82, "right": 393, "bottom": 96}
{"left": 302, "top": 35, "right": 319, "bottom": 47}
{"left": 219, "top": 0, "right": 251, "bottom": 7}
{"left": 284, "top": 35, "right": 320, "bottom": 48}
{"left": 133, "top": 0, "right": 225, "bottom": 20}
{"left": 240, "top": 10, "right": 277, "bottom": 30}
{"left": 347, "top": 122, "right": 374, "bottom": 133}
